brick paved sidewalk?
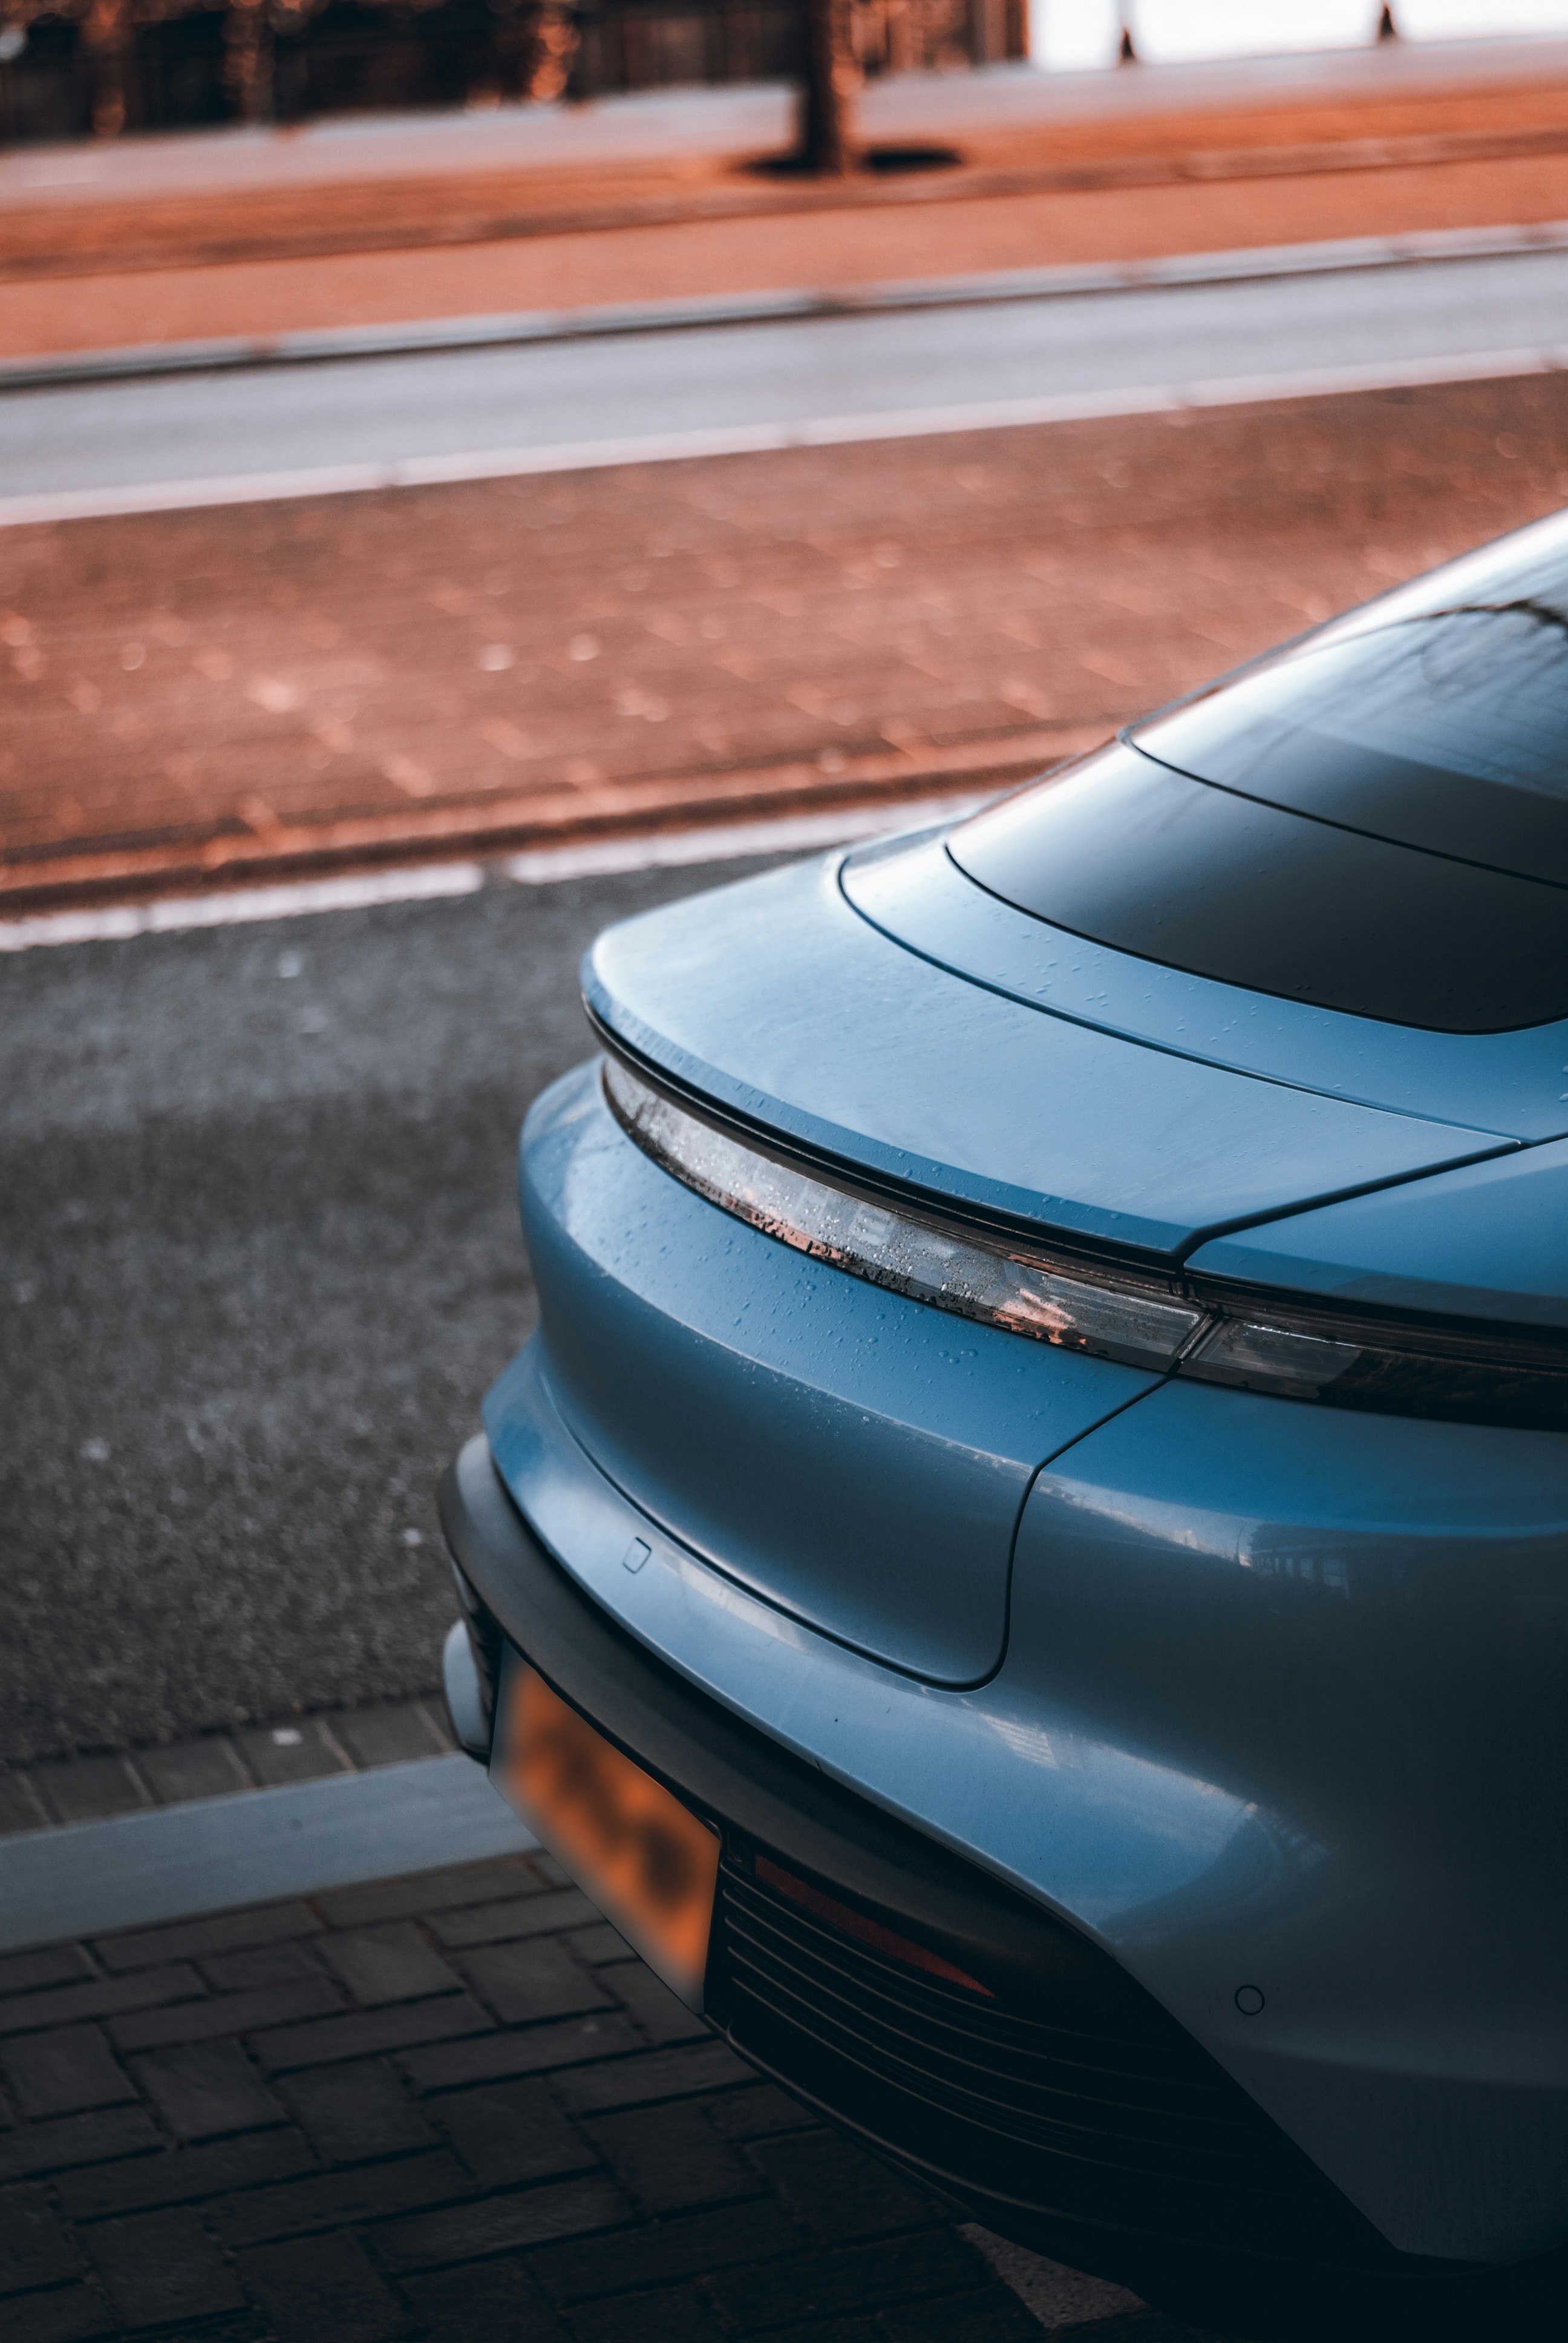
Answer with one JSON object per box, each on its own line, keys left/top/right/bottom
{"left": 0, "top": 1850, "right": 1195, "bottom": 2343}
{"left": 12, "top": 149, "right": 1568, "bottom": 367}
{"left": 3, "top": 373, "right": 1566, "bottom": 914}
{"left": 9, "top": 51, "right": 1568, "bottom": 361}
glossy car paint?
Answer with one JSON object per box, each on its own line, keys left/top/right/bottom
{"left": 1189, "top": 1140, "right": 1568, "bottom": 1325}
{"left": 1012, "top": 1385, "right": 1568, "bottom": 2263}
{"left": 488, "top": 1027, "right": 1568, "bottom": 2265}
{"left": 478, "top": 528, "right": 1568, "bottom": 2278}
{"left": 844, "top": 832, "right": 1568, "bottom": 1141}
{"left": 518, "top": 1057, "right": 1154, "bottom": 1682}
{"left": 583, "top": 854, "right": 1506, "bottom": 1257}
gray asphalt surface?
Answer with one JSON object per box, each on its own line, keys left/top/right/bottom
{"left": 0, "top": 860, "right": 777, "bottom": 1766}
{"left": 3, "top": 246, "right": 1566, "bottom": 499}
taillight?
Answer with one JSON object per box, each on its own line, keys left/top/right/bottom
{"left": 603, "top": 1052, "right": 1568, "bottom": 1432}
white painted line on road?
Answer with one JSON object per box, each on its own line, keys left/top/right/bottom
{"left": 0, "top": 794, "right": 987, "bottom": 951}
{"left": 502, "top": 792, "right": 984, "bottom": 883}
{"left": 0, "top": 1755, "right": 535, "bottom": 1953}
{"left": 0, "top": 860, "right": 485, "bottom": 951}
{"left": 4, "top": 344, "right": 1564, "bottom": 529}
{"left": 8, "top": 219, "right": 1567, "bottom": 393}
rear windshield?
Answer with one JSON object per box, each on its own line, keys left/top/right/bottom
{"left": 1134, "top": 605, "right": 1568, "bottom": 884}
{"left": 949, "top": 516, "right": 1568, "bottom": 1033}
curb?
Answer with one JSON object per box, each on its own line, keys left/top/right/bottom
{"left": 5, "top": 218, "right": 1567, "bottom": 395}
{"left": 0, "top": 1757, "right": 535, "bottom": 1953}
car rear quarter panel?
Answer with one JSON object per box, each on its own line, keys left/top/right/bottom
{"left": 518, "top": 1057, "right": 1154, "bottom": 1683}
{"left": 1010, "top": 1380, "right": 1568, "bottom": 2259}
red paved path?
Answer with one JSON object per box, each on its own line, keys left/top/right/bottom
{"left": 2, "top": 372, "right": 1564, "bottom": 912}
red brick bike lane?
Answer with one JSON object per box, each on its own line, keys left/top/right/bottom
{"left": 4, "top": 371, "right": 1566, "bottom": 917}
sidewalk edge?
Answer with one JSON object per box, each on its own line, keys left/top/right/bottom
{"left": 0, "top": 1757, "right": 535, "bottom": 1953}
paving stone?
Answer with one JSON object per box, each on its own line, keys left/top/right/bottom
{"left": 328, "top": 1702, "right": 448, "bottom": 1769}
{"left": 0, "top": 1965, "right": 203, "bottom": 2039}
{"left": 564, "top": 1921, "right": 638, "bottom": 1967}
{"left": 57, "top": 2129, "right": 316, "bottom": 2220}
{"left": 702, "top": 2087, "right": 817, "bottom": 2142}
{"left": 373, "top": 2171, "right": 630, "bottom": 2273}
{"left": 134, "top": 1736, "right": 250, "bottom": 1806}
{"left": 0, "top": 1861, "right": 1218, "bottom": 2343}
{"left": 0, "top": 2107, "right": 159, "bottom": 2184}
{"left": 0, "top": 2182, "right": 80, "bottom": 2294}
{"left": 0, "top": 1774, "right": 49, "bottom": 1838}
{"left": 199, "top": 1940, "right": 327, "bottom": 1994}
{"left": 397, "top": 2011, "right": 639, "bottom": 2093}
{"left": 586, "top": 2099, "right": 759, "bottom": 2217}
{"left": 238, "top": 2229, "right": 405, "bottom": 2343}
{"left": 0, "top": 2282, "right": 117, "bottom": 2342}
{"left": 92, "top": 1902, "right": 321, "bottom": 1974}
{"left": 607, "top": 1963, "right": 711, "bottom": 2045}
{"left": 570, "top": 2281, "right": 730, "bottom": 2343}
{"left": 235, "top": 1717, "right": 350, "bottom": 1788}
{"left": 429, "top": 2073, "right": 595, "bottom": 2188}
{"left": 0, "top": 2028, "right": 135, "bottom": 2119}
{"left": 108, "top": 1974, "right": 339, "bottom": 2053}
{"left": 881, "top": 2284, "right": 1054, "bottom": 2343}
{"left": 250, "top": 1990, "right": 491, "bottom": 2073}
{"left": 0, "top": 1947, "right": 91, "bottom": 2000}
{"left": 746, "top": 2131, "right": 935, "bottom": 2243}
{"left": 212, "top": 2145, "right": 472, "bottom": 2248}
{"left": 428, "top": 1886, "right": 601, "bottom": 1950}
{"left": 399, "top": 2252, "right": 570, "bottom": 2343}
{"left": 1052, "top": 2316, "right": 1195, "bottom": 2342}
{"left": 313, "top": 1921, "right": 462, "bottom": 2007}
{"left": 31, "top": 1757, "right": 150, "bottom": 1828}
{"left": 87, "top": 2204, "right": 245, "bottom": 2328}
{"left": 163, "top": 2316, "right": 263, "bottom": 2343}
{"left": 456, "top": 1938, "right": 613, "bottom": 2026}
{"left": 737, "top": 2319, "right": 880, "bottom": 2343}
{"left": 276, "top": 2059, "right": 438, "bottom": 2164}
{"left": 705, "top": 2230, "right": 981, "bottom": 2332}
{"left": 533, "top": 2197, "right": 805, "bottom": 2305}
{"left": 313, "top": 1856, "right": 541, "bottom": 1930}
{"left": 553, "top": 2040, "right": 751, "bottom": 2115}
{"left": 127, "top": 2040, "right": 286, "bottom": 2141}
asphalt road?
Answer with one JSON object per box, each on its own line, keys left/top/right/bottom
{"left": 4, "top": 245, "right": 1567, "bottom": 502}
{"left": 0, "top": 859, "right": 782, "bottom": 1767}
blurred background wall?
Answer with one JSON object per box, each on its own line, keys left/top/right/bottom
{"left": 0, "top": 0, "right": 1560, "bottom": 148}
{"left": 0, "top": 0, "right": 1021, "bottom": 145}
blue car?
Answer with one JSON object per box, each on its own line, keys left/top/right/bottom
{"left": 440, "top": 513, "right": 1568, "bottom": 2333}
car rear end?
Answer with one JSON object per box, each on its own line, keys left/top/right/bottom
{"left": 439, "top": 516, "right": 1568, "bottom": 2330}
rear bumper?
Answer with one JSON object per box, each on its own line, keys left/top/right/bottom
{"left": 440, "top": 1428, "right": 1419, "bottom": 2301}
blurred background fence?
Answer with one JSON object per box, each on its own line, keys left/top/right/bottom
{"left": 0, "top": 0, "right": 1024, "bottom": 143}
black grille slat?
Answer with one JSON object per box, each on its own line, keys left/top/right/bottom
{"left": 722, "top": 1891, "right": 1272, "bottom": 2177}
{"left": 725, "top": 1945, "right": 1269, "bottom": 2194}
{"left": 724, "top": 1879, "right": 1241, "bottom": 2100}
{"left": 711, "top": 1857, "right": 1349, "bottom": 2243}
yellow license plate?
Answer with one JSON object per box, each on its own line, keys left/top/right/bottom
{"left": 496, "top": 1660, "right": 719, "bottom": 2007}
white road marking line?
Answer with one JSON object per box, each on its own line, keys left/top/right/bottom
{"left": 2, "top": 345, "right": 1563, "bottom": 529}
{"left": 0, "top": 861, "right": 485, "bottom": 951}
{"left": 0, "top": 793, "right": 988, "bottom": 952}
{"left": 501, "top": 793, "right": 983, "bottom": 883}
